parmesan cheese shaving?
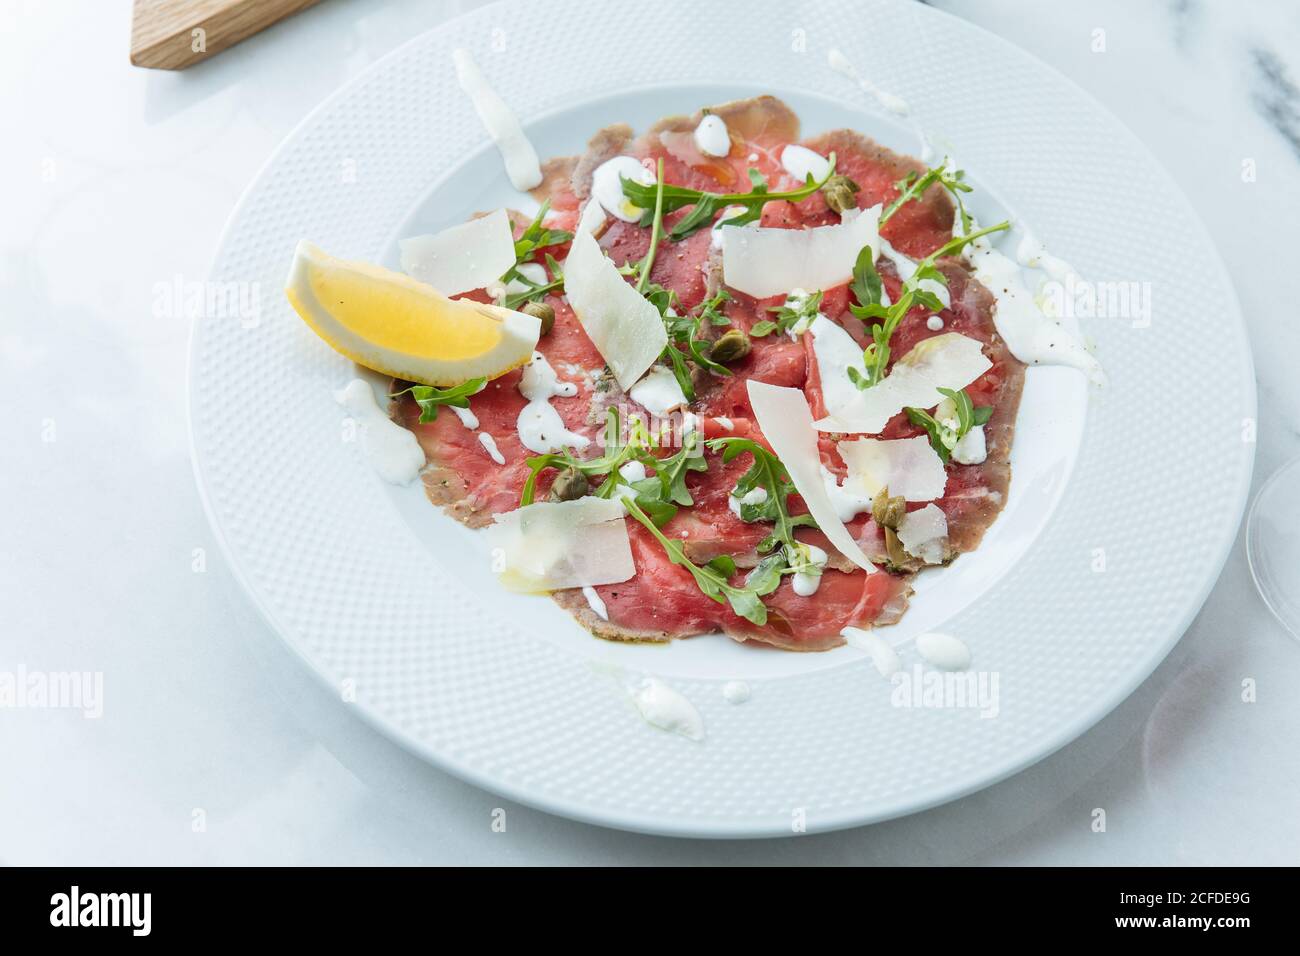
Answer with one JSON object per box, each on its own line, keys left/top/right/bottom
{"left": 837, "top": 435, "right": 948, "bottom": 502}
{"left": 399, "top": 208, "right": 516, "bottom": 296}
{"left": 563, "top": 230, "right": 668, "bottom": 390}
{"left": 721, "top": 205, "right": 881, "bottom": 299}
{"left": 486, "top": 497, "right": 635, "bottom": 592}
{"left": 628, "top": 365, "right": 687, "bottom": 417}
{"left": 896, "top": 503, "right": 949, "bottom": 565}
{"left": 576, "top": 198, "right": 607, "bottom": 236}
{"left": 813, "top": 327, "right": 991, "bottom": 434}
{"left": 745, "top": 381, "right": 876, "bottom": 574}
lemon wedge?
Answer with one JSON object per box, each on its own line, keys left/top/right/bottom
{"left": 285, "top": 240, "right": 540, "bottom": 386}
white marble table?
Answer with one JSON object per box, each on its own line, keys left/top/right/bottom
{"left": 4, "top": 0, "right": 1299, "bottom": 864}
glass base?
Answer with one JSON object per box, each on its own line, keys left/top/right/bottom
{"left": 1247, "top": 455, "right": 1300, "bottom": 641}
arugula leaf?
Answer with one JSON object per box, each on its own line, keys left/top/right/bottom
{"left": 504, "top": 199, "right": 572, "bottom": 276}
{"left": 391, "top": 378, "right": 486, "bottom": 424}
{"left": 849, "top": 245, "right": 882, "bottom": 309}
{"left": 502, "top": 251, "right": 565, "bottom": 309}
{"left": 743, "top": 552, "right": 786, "bottom": 596}
{"left": 751, "top": 290, "right": 822, "bottom": 338}
{"left": 707, "top": 437, "right": 820, "bottom": 578}
{"left": 519, "top": 408, "right": 707, "bottom": 522}
{"left": 621, "top": 496, "right": 777, "bottom": 626}
{"left": 685, "top": 291, "right": 734, "bottom": 370}
{"left": 656, "top": 290, "right": 734, "bottom": 400}
{"left": 634, "top": 159, "right": 667, "bottom": 294}
{"left": 620, "top": 154, "right": 838, "bottom": 241}
{"left": 904, "top": 387, "right": 993, "bottom": 462}
{"left": 624, "top": 160, "right": 729, "bottom": 403}
{"left": 643, "top": 429, "right": 707, "bottom": 506}
{"left": 881, "top": 159, "right": 974, "bottom": 229}
{"left": 850, "top": 220, "right": 1010, "bottom": 388}
{"left": 620, "top": 273, "right": 695, "bottom": 401}
{"left": 904, "top": 407, "right": 949, "bottom": 462}
{"left": 498, "top": 202, "right": 571, "bottom": 307}
{"left": 519, "top": 408, "right": 643, "bottom": 505}
{"left": 660, "top": 343, "right": 696, "bottom": 402}
{"left": 519, "top": 415, "right": 788, "bottom": 625}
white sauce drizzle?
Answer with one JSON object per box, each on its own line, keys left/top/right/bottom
{"left": 629, "top": 678, "right": 704, "bottom": 741}
{"left": 446, "top": 399, "right": 503, "bottom": 463}
{"left": 1017, "top": 231, "right": 1074, "bottom": 279}
{"left": 962, "top": 215, "right": 1105, "bottom": 384}
{"left": 951, "top": 425, "right": 986, "bottom": 465}
{"left": 915, "top": 632, "right": 972, "bottom": 671}
{"left": 1018, "top": 233, "right": 1111, "bottom": 333}
{"left": 628, "top": 365, "right": 688, "bottom": 418}
{"left": 450, "top": 404, "right": 479, "bottom": 430}
{"left": 582, "top": 585, "right": 609, "bottom": 620}
{"left": 713, "top": 416, "right": 734, "bottom": 431}
{"left": 591, "top": 156, "right": 654, "bottom": 222}
{"left": 780, "top": 144, "right": 832, "bottom": 183}
{"left": 791, "top": 543, "right": 829, "bottom": 597}
{"left": 827, "top": 48, "right": 911, "bottom": 116}
{"left": 515, "top": 351, "right": 589, "bottom": 454}
{"left": 334, "top": 379, "right": 426, "bottom": 485}
{"left": 821, "top": 464, "right": 874, "bottom": 522}
{"left": 693, "top": 114, "right": 731, "bottom": 157}
{"left": 721, "top": 680, "right": 751, "bottom": 704}
{"left": 841, "top": 626, "right": 902, "bottom": 678}
{"left": 478, "top": 431, "right": 506, "bottom": 465}
{"left": 451, "top": 49, "right": 542, "bottom": 191}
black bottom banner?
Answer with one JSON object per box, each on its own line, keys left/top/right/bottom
{"left": 0, "top": 866, "right": 1275, "bottom": 940}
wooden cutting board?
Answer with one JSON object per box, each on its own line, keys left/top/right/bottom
{"left": 130, "top": 0, "right": 322, "bottom": 70}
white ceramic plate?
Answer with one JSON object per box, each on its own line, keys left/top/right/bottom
{"left": 190, "top": 0, "right": 1255, "bottom": 836}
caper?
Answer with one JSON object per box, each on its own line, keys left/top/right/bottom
{"left": 709, "top": 328, "right": 751, "bottom": 364}
{"left": 871, "top": 486, "right": 907, "bottom": 530}
{"left": 825, "top": 173, "right": 859, "bottom": 192}
{"left": 548, "top": 467, "right": 589, "bottom": 502}
{"left": 522, "top": 300, "right": 555, "bottom": 337}
{"left": 821, "top": 174, "right": 861, "bottom": 214}
{"left": 883, "top": 526, "right": 910, "bottom": 567}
